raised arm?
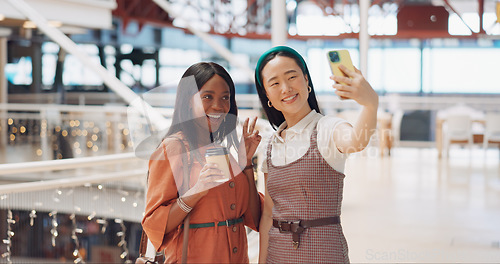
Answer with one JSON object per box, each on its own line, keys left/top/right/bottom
{"left": 239, "top": 117, "right": 262, "bottom": 228}
{"left": 330, "top": 65, "right": 379, "bottom": 154}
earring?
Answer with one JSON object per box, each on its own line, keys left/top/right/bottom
{"left": 267, "top": 100, "right": 273, "bottom": 108}
{"left": 308, "top": 86, "right": 312, "bottom": 93}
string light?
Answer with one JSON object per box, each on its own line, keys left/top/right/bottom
{"left": 87, "top": 211, "right": 96, "bottom": 221}
{"left": 0, "top": 113, "right": 144, "bottom": 260}
{"left": 53, "top": 189, "right": 62, "bottom": 203}
{"left": 49, "top": 211, "right": 58, "bottom": 247}
{"left": 118, "top": 189, "right": 129, "bottom": 204}
{"left": 96, "top": 218, "right": 108, "bottom": 234}
{"left": 29, "top": 209, "right": 37, "bottom": 226}
{"left": 70, "top": 213, "right": 85, "bottom": 264}
{"left": 133, "top": 191, "right": 142, "bottom": 208}
{"left": 115, "top": 218, "right": 132, "bottom": 263}
{"left": 2, "top": 209, "right": 15, "bottom": 264}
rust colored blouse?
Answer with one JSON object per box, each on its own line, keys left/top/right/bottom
{"left": 142, "top": 133, "right": 262, "bottom": 263}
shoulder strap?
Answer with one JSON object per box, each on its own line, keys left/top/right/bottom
{"left": 172, "top": 136, "right": 191, "bottom": 263}
{"left": 137, "top": 231, "right": 162, "bottom": 262}
{"left": 138, "top": 136, "right": 191, "bottom": 263}
{"left": 171, "top": 136, "right": 191, "bottom": 195}
{"left": 138, "top": 229, "right": 148, "bottom": 256}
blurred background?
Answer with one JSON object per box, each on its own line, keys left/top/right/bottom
{"left": 0, "top": 0, "right": 499, "bottom": 263}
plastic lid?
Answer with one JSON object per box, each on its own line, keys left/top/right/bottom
{"left": 205, "top": 147, "right": 229, "bottom": 156}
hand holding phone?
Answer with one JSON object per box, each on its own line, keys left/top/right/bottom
{"left": 327, "top": 50, "right": 355, "bottom": 99}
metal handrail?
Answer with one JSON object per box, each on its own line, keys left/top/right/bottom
{"left": 0, "top": 102, "right": 174, "bottom": 116}
{"left": 0, "top": 152, "right": 140, "bottom": 175}
{"left": 0, "top": 169, "right": 145, "bottom": 195}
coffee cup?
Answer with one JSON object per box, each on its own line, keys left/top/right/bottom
{"left": 205, "top": 147, "right": 231, "bottom": 183}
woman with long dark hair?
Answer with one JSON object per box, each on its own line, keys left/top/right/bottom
{"left": 255, "top": 46, "right": 379, "bottom": 263}
{"left": 142, "top": 62, "right": 262, "bottom": 263}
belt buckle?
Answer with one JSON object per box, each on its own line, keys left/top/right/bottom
{"left": 278, "top": 221, "right": 287, "bottom": 233}
{"left": 278, "top": 220, "right": 300, "bottom": 233}
{"left": 224, "top": 220, "right": 230, "bottom": 226}
{"left": 290, "top": 220, "right": 300, "bottom": 231}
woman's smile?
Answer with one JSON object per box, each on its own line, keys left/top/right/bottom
{"left": 282, "top": 94, "right": 298, "bottom": 104}
{"left": 206, "top": 113, "right": 225, "bottom": 128}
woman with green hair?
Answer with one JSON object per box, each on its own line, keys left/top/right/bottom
{"left": 255, "top": 46, "right": 378, "bottom": 263}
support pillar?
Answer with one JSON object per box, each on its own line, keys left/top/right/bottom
{"left": 54, "top": 48, "right": 67, "bottom": 104}
{"left": 359, "top": 0, "right": 370, "bottom": 75}
{"left": 271, "top": 0, "right": 288, "bottom": 47}
{"left": 0, "top": 36, "right": 8, "bottom": 149}
{"left": 30, "top": 41, "right": 42, "bottom": 94}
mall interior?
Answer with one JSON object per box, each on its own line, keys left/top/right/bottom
{"left": 0, "top": 0, "right": 499, "bottom": 263}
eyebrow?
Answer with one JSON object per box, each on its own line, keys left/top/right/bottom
{"left": 200, "top": 90, "right": 230, "bottom": 94}
{"left": 266, "top": 69, "right": 298, "bottom": 84}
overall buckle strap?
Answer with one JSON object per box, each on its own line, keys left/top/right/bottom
{"left": 272, "top": 216, "right": 340, "bottom": 249}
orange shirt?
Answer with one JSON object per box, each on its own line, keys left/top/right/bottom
{"left": 142, "top": 133, "right": 262, "bottom": 263}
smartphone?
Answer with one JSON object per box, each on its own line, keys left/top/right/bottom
{"left": 327, "top": 50, "right": 355, "bottom": 100}
{"left": 327, "top": 50, "right": 355, "bottom": 84}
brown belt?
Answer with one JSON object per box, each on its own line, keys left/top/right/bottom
{"left": 272, "top": 216, "right": 340, "bottom": 249}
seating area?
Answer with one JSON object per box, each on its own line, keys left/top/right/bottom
{"left": 332, "top": 102, "right": 500, "bottom": 160}
{"left": 435, "top": 104, "right": 500, "bottom": 159}
{"left": 483, "top": 112, "right": 500, "bottom": 152}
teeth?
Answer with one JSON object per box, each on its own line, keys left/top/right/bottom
{"left": 207, "top": 114, "right": 222, "bottom": 119}
{"left": 283, "top": 94, "right": 297, "bottom": 102}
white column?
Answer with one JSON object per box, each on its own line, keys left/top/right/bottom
{"left": 271, "top": 0, "right": 288, "bottom": 47}
{"left": 0, "top": 36, "right": 8, "bottom": 149}
{"left": 359, "top": 0, "right": 370, "bottom": 75}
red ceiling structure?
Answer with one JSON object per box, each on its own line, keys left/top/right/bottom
{"left": 111, "top": 0, "right": 497, "bottom": 40}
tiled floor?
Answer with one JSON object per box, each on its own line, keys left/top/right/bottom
{"left": 342, "top": 147, "right": 500, "bottom": 263}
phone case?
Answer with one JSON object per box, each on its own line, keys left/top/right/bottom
{"left": 326, "top": 50, "right": 355, "bottom": 84}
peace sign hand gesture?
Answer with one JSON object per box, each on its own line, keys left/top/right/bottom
{"left": 238, "top": 117, "right": 262, "bottom": 169}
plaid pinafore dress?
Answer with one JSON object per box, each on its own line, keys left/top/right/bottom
{"left": 266, "top": 127, "right": 349, "bottom": 263}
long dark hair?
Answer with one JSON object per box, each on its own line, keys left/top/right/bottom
{"left": 166, "top": 62, "right": 239, "bottom": 152}
{"left": 254, "top": 46, "right": 321, "bottom": 130}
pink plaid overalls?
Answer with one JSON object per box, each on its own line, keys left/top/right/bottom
{"left": 266, "top": 128, "right": 350, "bottom": 263}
